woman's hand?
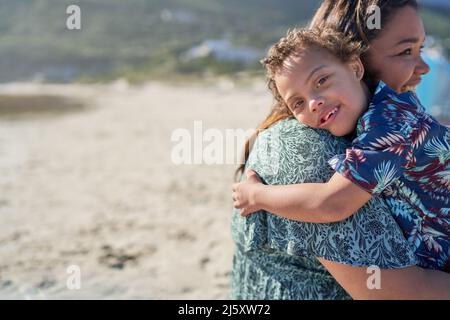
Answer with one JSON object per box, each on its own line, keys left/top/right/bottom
{"left": 232, "top": 169, "right": 265, "bottom": 216}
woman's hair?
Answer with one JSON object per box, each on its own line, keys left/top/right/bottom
{"left": 235, "top": 28, "right": 363, "bottom": 179}
{"left": 310, "top": 0, "right": 418, "bottom": 48}
{"left": 235, "top": 0, "right": 419, "bottom": 179}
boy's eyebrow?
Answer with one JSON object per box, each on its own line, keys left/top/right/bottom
{"left": 285, "top": 65, "right": 327, "bottom": 104}
{"left": 306, "top": 65, "right": 327, "bottom": 84}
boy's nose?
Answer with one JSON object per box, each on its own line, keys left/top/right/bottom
{"left": 309, "top": 98, "right": 324, "bottom": 113}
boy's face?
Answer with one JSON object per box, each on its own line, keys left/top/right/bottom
{"left": 274, "top": 46, "right": 368, "bottom": 137}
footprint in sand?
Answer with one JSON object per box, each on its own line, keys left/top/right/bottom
{"left": 199, "top": 256, "right": 210, "bottom": 269}
{"left": 36, "top": 278, "right": 56, "bottom": 290}
{"left": 168, "top": 229, "right": 196, "bottom": 242}
{"left": 98, "top": 245, "right": 141, "bottom": 270}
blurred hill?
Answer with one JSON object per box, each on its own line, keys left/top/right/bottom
{"left": 420, "top": 0, "right": 450, "bottom": 8}
{"left": 0, "top": 0, "right": 449, "bottom": 83}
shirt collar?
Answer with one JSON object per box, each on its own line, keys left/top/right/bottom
{"left": 371, "top": 80, "right": 398, "bottom": 105}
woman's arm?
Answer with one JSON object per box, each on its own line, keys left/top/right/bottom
{"left": 234, "top": 171, "right": 371, "bottom": 223}
{"left": 319, "top": 258, "right": 450, "bottom": 299}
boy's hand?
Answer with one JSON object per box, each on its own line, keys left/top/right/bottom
{"left": 232, "top": 169, "right": 264, "bottom": 216}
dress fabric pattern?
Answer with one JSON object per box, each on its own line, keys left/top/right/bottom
{"left": 329, "top": 82, "right": 450, "bottom": 272}
{"left": 231, "top": 118, "right": 418, "bottom": 300}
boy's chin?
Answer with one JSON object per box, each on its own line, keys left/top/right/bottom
{"left": 328, "top": 127, "right": 343, "bottom": 136}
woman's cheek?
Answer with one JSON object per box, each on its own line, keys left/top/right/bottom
{"left": 394, "top": 59, "right": 416, "bottom": 89}
{"left": 376, "top": 56, "right": 406, "bottom": 90}
{"left": 398, "top": 58, "right": 414, "bottom": 74}
{"left": 379, "top": 67, "right": 403, "bottom": 92}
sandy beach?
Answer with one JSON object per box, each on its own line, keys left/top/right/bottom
{"left": 0, "top": 80, "right": 271, "bottom": 299}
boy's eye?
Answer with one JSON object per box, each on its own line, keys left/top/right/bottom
{"left": 316, "top": 76, "right": 328, "bottom": 88}
{"left": 292, "top": 100, "right": 304, "bottom": 110}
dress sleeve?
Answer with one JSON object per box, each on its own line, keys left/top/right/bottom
{"left": 328, "top": 124, "right": 412, "bottom": 195}
{"left": 232, "top": 118, "right": 418, "bottom": 269}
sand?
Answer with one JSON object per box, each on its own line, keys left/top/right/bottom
{"left": 0, "top": 79, "right": 271, "bottom": 299}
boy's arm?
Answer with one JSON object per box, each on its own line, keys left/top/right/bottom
{"left": 239, "top": 171, "right": 371, "bottom": 223}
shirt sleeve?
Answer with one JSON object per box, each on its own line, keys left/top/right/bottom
{"left": 232, "top": 118, "right": 418, "bottom": 269}
{"left": 329, "top": 124, "right": 412, "bottom": 195}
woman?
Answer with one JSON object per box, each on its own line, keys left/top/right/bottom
{"left": 230, "top": 0, "right": 450, "bottom": 299}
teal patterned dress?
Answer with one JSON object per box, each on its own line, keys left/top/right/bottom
{"left": 230, "top": 118, "right": 419, "bottom": 300}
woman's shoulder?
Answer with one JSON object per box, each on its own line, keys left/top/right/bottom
{"left": 261, "top": 117, "right": 338, "bottom": 140}
{"left": 256, "top": 118, "right": 350, "bottom": 159}
{"left": 248, "top": 118, "right": 350, "bottom": 185}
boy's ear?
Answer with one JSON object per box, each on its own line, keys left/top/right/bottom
{"left": 349, "top": 57, "right": 365, "bottom": 81}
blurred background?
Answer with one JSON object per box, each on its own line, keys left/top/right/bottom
{"left": 0, "top": 0, "right": 449, "bottom": 299}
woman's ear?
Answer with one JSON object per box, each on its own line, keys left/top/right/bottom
{"left": 349, "top": 57, "right": 365, "bottom": 81}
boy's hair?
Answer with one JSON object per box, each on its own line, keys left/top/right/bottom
{"left": 262, "top": 27, "right": 364, "bottom": 111}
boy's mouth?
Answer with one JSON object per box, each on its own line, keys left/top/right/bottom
{"left": 319, "top": 105, "right": 340, "bottom": 127}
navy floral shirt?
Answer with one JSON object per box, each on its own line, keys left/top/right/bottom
{"left": 329, "top": 81, "right": 450, "bottom": 272}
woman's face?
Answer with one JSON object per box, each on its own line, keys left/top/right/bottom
{"left": 366, "top": 6, "right": 430, "bottom": 93}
